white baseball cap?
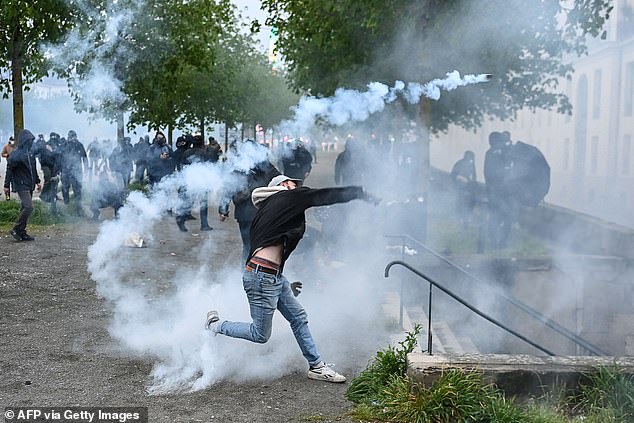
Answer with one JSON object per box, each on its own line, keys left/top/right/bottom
{"left": 268, "top": 175, "right": 302, "bottom": 187}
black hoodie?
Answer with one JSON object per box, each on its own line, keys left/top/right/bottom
{"left": 4, "top": 129, "right": 40, "bottom": 192}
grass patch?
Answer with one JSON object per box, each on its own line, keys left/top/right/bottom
{"left": 427, "top": 218, "right": 550, "bottom": 257}
{"left": 347, "top": 329, "right": 634, "bottom": 422}
{"left": 0, "top": 199, "right": 65, "bottom": 226}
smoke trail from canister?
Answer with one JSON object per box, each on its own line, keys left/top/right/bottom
{"left": 279, "top": 71, "right": 491, "bottom": 135}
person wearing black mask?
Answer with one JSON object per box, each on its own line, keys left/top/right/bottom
{"left": 4, "top": 129, "right": 41, "bottom": 241}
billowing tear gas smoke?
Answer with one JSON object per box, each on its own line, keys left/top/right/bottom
{"left": 86, "top": 72, "right": 490, "bottom": 392}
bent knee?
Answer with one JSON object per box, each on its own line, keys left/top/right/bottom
{"left": 252, "top": 331, "right": 271, "bottom": 344}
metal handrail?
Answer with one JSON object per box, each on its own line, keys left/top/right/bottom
{"left": 385, "top": 234, "right": 607, "bottom": 356}
{"left": 385, "top": 260, "right": 555, "bottom": 356}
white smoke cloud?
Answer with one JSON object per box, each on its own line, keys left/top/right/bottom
{"left": 278, "top": 71, "right": 490, "bottom": 136}
{"left": 87, "top": 152, "right": 390, "bottom": 393}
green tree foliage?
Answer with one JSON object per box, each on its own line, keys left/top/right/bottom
{"left": 126, "top": 0, "right": 238, "bottom": 135}
{"left": 262, "top": 0, "right": 613, "bottom": 132}
{"left": 0, "top": 0, "right": 78, "bottom": 137}
{"left": 51, "top": 0, "right": 237, "bottom": 138}
{"left": 235, "top": 51, "right": 300, "bottom": 135}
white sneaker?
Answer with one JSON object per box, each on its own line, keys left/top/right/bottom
{"left": 205, "top": 310, "right": 220, "bottom": 333}
{"left": 307, "top": 362, "right": 346, "bottom": 383}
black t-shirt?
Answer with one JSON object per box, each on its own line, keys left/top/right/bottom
{"left": 248, "top": 186, "right": 364, "bottom": 270}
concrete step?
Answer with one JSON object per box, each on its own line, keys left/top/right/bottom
{"left": 408, "top": 352, "right": 634, "bottom": 398}
{"left": 383, "top": 291, "right": 479, "bottom": 354}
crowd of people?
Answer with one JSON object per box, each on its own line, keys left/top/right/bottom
{"left": 0, "top": 129, "right": 322, "bottom": 241}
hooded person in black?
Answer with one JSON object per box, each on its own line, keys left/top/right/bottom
{"left": 4, "top": 129, "right": 41, "bottom": 241}
{"left": 218, "top": 140, "right": 280, "bottom": 260}
{"left": 60, "top": 130, "right": 88, "bottom": 215}
{"left": 206, "top": 175, "right": 379, "bottom": 383}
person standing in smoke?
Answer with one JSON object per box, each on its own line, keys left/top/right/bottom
{"left": 146, "top": 131, "right": 174, "bottom": 187}
{"left": 109, "top": 136, "right": 134, "bottom": 188}
{"left": 35, "top": 133, "right": 62, "bottom": 215}
{"left": 173, "top": 134, "right": 194, "bottom": 231}
{"left": 60, "top": 130, "right": 88, "bottom": 216}
{"left": 334, "top": 137, "right": 364, "bottom": 186}
{"left": 450, "top": 150, "right": 477, "bottom": 227}
{"left": 132, "top": 135, "right": 150, "bottom": 183}
{"left": 86, "top": 137, "right": 102, "bottom": 179}
{"left": 2, "top": 136, "right": 16, "bottom": 161}
{"left": 2, "top": 136, "right": 16, "bottom": 200}
{"left": 89, "top": 169, "right": 125, "bottom": 221}
{"left": 175, "top": 133, "right": 216, "bottom": 232}
{"left": 484, "top": 131, "right": 513, "bottom": 249}
{"left": 4, "top": 129, "right": 41, "bottom": 241}
{"left": 218, "top": 140, "right": 280, "bottom": 261}
{"left": 206, "top": 175, "right": 380, "bottom": 383}
{"left": 207, "top": 136, "right": 222, "bottom": 162}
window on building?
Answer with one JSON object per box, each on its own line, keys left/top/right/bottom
{"left": 626, "top": 62, "right": 634, "bottom": 117}
{"left": 623, "top": 134, "right": 631, "bottom": 174}
{"left": 593, "top": 69, "right": 602, "bottom": 119}
{"left": 591, "top": 136, "right": 599, "bottom": 173}
{"left": 564, "top": 138, "right": 570, "bottom": 170}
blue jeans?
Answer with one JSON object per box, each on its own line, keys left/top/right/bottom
{"left": 219, "top": 269, "right": 321, "bottom": 366}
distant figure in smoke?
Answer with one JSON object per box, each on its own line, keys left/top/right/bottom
{"left": 450, "top": 150, "right": 477, "bottom": 227}
{"left": 334, "top": 137, "right": 364, "bottom": 185}
{"left": 146, "top": 131, "right": 174, "bottom": 186}
{"left": 218, "top": 140, "right": 280, "bottom": 261}
{"left": 35, "top": 134, "right": 62, "bottom": 215}
{"left": 2, "top": 135, "right": 16, "bottom": 200}
{"left": 132, "top": 136, "right": 150, "bottom": 183}
{"left": 484, "top": 131, "right": 513, "bottom": 249}
{"left": 109, "top": 136, "right": 134, "bottom": 188}
{"left": 2, "top": 136, "right": 16, "bottom": 161}
{"left": 60, "top": 130, "right": 88, "bottom": 216}
{"left": 86, "top": 137, "right": 102, "bottom": 178}
{"left": 176, "top": 134, "right": 216, "bottom": 232}
{"left": 89, "top": 170, "right": 125, "bottom": 221}
{"left": 281, "top": 140, "right": 313, "bottom": 180}
{"left": 206, "top": 175, "right": 380, "bottom": 383}
{"left": 4, "top": 129, "right": 41, "bottom": 241}
{"left": 207, "top": 136, "right": 222, "bottom": 162}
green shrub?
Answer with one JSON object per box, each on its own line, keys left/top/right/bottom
{"left": 127, "top": 181, "right": 149, "bottom": 196}
{"left": 345, "top": 325, "right": 421, "bottom": 404}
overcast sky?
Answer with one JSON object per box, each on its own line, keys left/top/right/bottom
{"left": 232, "top": 0, "right": 270, "bottom": 51}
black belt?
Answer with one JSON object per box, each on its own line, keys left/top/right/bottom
{"left": 246, "top": 261, "right": 279, "bottom": 275}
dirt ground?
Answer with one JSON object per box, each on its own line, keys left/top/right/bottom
{"left": 0, "top": 150, "right": 374, "bottom": 423}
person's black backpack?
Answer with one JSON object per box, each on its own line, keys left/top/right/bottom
{"left": 505, "top": 141, "right": 550, "bottom": 207}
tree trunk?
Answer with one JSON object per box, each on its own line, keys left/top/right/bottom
{"left": 116, "top": 111, "right": 125, "bottom": 142}
{"left": 168, "top": 124, "right": 173, "bottom": 147}
{"left": 417, "top": 98, "right": 432, "bottom": 242}
{"left": 10, "top": 27, "right": 24, "bottom": 142}
{"left": 224, "top": 125, "right": 229, "bottom": 153}
{"left": 200, "top": 116, "right": 205, "bottom": 141}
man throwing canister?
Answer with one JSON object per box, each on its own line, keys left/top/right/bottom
{"left": 206, "top": 175, "right": 379, "bottom": 383}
